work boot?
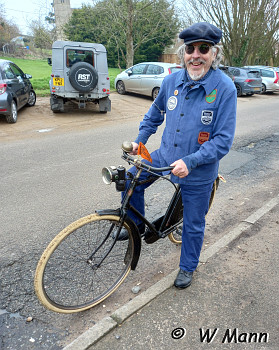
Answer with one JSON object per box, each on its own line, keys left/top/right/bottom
{"left": 174, "top": 269, "right": 193, "bottom": 289}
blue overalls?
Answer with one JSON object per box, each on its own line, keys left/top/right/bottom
{"left": 125, "top": 68, "right": 237, "bottom": 272}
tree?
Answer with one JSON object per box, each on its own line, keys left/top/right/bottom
{"left": 0, "top": 2, "right": 20, "bottom": 49}
{"left": 29, "top": 20, "right": 52, "bottom": 50}
{"left": 178, "top": 0, "right": 279, "bottom": 66}
{"left": 64, "top": 0, "right": 180, "bottom": 68}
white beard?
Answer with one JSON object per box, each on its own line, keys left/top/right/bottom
{"left": 188, "top": 67, "right": 205, "bottom": 81}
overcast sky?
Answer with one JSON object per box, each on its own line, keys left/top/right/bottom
{"left": 4, "top": 0, "right": 91, "bottom": 35}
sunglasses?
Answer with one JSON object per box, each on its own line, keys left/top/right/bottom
{"left": 185, "top": 43, "right": 211, "bottom": 55}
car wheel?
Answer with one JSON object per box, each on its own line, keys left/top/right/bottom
{"left": 27, "top": 90, "right": 36, "bottom": 107}
{"left": 116, "top": 81, "right": 126, "bottom": 95}
{"left": 235, "top": 84, "right": 242, "bottom": 97}
{"left": 6, "top": 100, "right": 18, "bottom": 123}
{"left": 261, "top": 83, "right": 266, "bottom": 93}
{"left": 152, "top": 87, "right": 160, "bottom": 100}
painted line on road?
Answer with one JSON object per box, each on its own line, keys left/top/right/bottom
{"left": 62, "top": 194, "right": 279, "bottom": 350}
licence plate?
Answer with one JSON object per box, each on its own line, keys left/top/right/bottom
{"left": 254, "top": 87, "right": 260, "bottom": 91}
{"left": 53, "top": 77, "right": 64, "bottom": 86}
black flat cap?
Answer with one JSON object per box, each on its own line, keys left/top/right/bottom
{"left": 179, "top": 22, "right": 222, "bottom": 45}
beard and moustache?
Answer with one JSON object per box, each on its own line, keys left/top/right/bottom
{"left": 186, "top": 58, "right": 207, "bottom": 81}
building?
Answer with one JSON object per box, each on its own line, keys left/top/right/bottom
{"left": 52, "top": 0, "right": 72, "bottom": 40}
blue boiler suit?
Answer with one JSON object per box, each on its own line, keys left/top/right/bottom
{"left": 127, "top": 68, "right": 237, "bottom": 272}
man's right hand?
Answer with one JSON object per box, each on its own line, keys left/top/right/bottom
{"left": 130, "top": 142, "right": 139, "bottom": 155}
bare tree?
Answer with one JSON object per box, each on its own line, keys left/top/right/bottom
{"left": 178, "top": 0, "right": 279, "bottom": 66}
{"left": 87, "top": 0, "right": 179, "bottom": 68}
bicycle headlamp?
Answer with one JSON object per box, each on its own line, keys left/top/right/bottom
{"left": 102, "top": 166, "right": 126, "bottom": 191}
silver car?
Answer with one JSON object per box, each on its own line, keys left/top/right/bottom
{"left": 243, "top": 66, "right": 279, "bottom": 93}
{"left": 115, "top": 62, "right": 182, "bottom": 100}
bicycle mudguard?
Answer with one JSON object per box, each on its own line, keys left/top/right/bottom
{"left": 95, "top": 209, "right": 141, "bottom": 271}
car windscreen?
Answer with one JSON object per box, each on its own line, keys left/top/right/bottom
{"left": 66, "top": 50, "right": 94, "bottom": 68}
{"left": 247, "top": 71, "right": 261, "bottom": 78}
{"left": 261, "top": 69, "right": 274, "bottom": 78}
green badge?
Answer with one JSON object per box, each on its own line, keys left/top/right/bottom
{"left": 205, "top": 89, "right": 217, "bottom": 103}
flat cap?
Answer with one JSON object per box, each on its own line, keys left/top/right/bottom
{"left": 179, "top": 22, "right": 222, "bottom": 45}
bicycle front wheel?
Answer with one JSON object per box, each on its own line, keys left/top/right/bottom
{"left": 34, "top": 214, "right": 135, "bottom": 313}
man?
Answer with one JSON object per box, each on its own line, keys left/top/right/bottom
{"left": 120, "top": 22, "right": 237, "bottom": 289}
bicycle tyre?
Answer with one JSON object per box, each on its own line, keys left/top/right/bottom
{"left": 168, "top": 178, "right": 218, "bottom": 244}
{"left": 34, "top": 214, "right": 135, "bottom": 313}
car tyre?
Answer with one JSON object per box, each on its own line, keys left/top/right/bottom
{"left": 6, "top": 100, "right": 18, "bottom": 123}
{"left": 116, "top": 81, "right": 126, "bottom": 95}
{"left": 261, "top": 83, "right": 266, "bottom": 93}
{"left": 235, "top": 84, "right": 242, "bottom": 97}
{"left": 69, "top": 62, "right": 98, "bottom": 93}
{"left": 152, "top": 87, "right": 160, "bottom": 100}
{"left": 27, "top": 90, "right": 36, "bottom": 107}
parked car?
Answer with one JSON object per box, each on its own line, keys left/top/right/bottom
{"left": 220, "top": 66, "right": 262, "bottom": 97}
{"left": 115, "top": 62, "right": 182, "bottom": 100}
{"left": 243, "top": 66, "right": 279, "bottom": 93}
{"left": 49, "top": 41, "right": 111, "bottom": 113}
{"left": 0, "top": 59, "right": 36, "bottom": 123}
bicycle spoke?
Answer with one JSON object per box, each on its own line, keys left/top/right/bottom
{"left": 36, "top": 215, "right": 134, "bottom": 311}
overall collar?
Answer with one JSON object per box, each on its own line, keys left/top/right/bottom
{"left": 174, "top": 67, "right": 222, "bottom": 95}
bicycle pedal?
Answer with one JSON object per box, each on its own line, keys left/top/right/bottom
{"left": 144, "top": 230, "right": 160, "bottom": 244}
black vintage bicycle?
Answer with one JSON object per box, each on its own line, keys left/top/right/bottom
{"left": 34, "top": 142, "right": 222, "bottom": 313}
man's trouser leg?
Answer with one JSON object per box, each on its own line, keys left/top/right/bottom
{"left": 121, "top": 150, "right": 163, "bottom": 226}
{"left": 179, "top": 182, "right": 213, "bottom": 272}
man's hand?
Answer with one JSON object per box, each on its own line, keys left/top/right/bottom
{"left": 130, "top": 142, "right": 139, "bottom": 155}
{"left": 170, "top": 159, "right": 189, "bottom": 178}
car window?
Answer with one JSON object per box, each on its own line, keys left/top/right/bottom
{"left": 231, "top": 68, "right": 240, "bottom": 76}
{"left": 260, "top": 69, "right": 274, "bottom": 78}
{"left": 146, "top": 64, "right": 164, "bottom": 75}
{"left": 66, "top": 49, "right": 94, "bottom": 68}
{"left": 169, "top": 66, "right": 181, "bottom": 73}
{"left": 3, "top": 65, "right": 16, "bottom": 79}
{"left": 131, "top": 64, "right": 147, "bottom": 75}
{"left": 10, "top": 64, "right": 24, "bottom": 78}
{"left": 248, "top": 71, "right": 261, "bottom": 78}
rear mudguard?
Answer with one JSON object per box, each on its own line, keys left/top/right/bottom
{"left": 95, "top": 209, "right": 141, "bottom": 270}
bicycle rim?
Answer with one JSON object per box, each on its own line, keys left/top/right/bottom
{"left": 168, "top": 223, "right": 183, "bottom": 244}
{"left": 34, "top": 214, "right": 134, "bottom": 313}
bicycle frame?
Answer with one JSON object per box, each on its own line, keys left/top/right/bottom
{"left": 120, "top": 164, "right": 183, "bottom": 241}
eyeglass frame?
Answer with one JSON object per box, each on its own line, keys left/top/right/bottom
{"left": 185, "top": 43, "right": 212, "bottom": 55}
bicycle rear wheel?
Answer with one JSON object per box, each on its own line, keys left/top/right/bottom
{"left": 34, "top": 214, "right": 135, "bottom": 313}
{"left": 168, "top": 178, "right": 219, "bottom": 244}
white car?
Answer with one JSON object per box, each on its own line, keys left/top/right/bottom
{"left": 243, "top": 66, "right": 279, "bottom": 93}
{"left": 115, "top": 62, "right": 182, "bottom": 100}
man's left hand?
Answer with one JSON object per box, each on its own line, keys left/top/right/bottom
{"left": 170, "top": 159, "right": 189, "bottom": 178}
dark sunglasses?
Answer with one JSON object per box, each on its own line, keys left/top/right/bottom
{"left": 185, "top": 43, "right": 211, "bottom": 55}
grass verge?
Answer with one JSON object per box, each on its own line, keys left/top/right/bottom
{"left": 0, "top": 56, "right": 121, "bottom": 96}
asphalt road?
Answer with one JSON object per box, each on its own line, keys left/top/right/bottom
{"left": 0, "top": 92, "right": 279, "bottom": 349}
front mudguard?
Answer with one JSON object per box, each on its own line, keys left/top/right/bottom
{"left": 95, "top": 209, "right": 141, "bottom": 270}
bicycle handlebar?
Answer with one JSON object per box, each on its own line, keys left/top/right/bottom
{"left": 122, "top": 149, "right": 174, "bottom": 173}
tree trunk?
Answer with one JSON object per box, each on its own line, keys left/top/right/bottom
{"left": 126, "top": 0, "right": 134, "bottom": 68}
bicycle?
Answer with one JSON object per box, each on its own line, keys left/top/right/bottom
{"left": 34, "top": 141, "right": 222, "bottom": 313}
